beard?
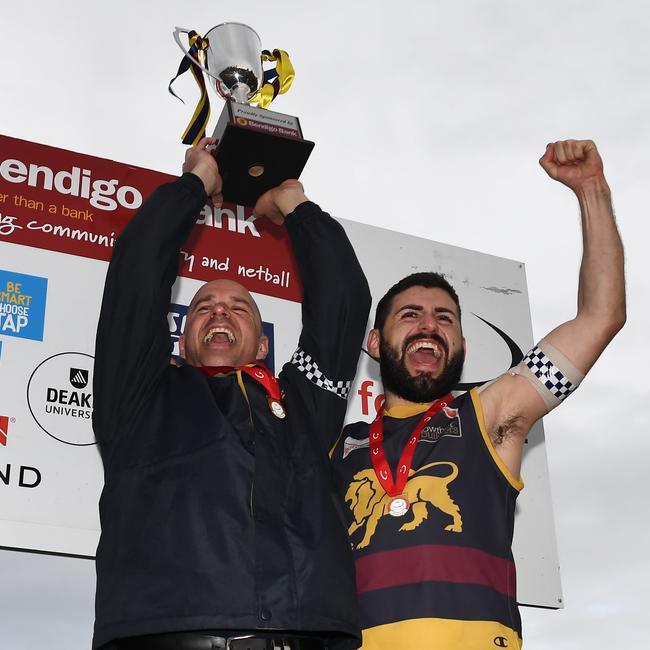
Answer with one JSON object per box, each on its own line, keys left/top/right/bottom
{"left": 379, "top": 334, "right": 465, "bottom": 403}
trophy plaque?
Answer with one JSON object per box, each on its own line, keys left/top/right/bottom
{"left": 172, "top": 23, "right": 314, "bottom": 207}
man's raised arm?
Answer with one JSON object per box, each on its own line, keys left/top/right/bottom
{"left": 92, "top": 138, "right": 221, "bottom": 449}
{"left": 539, "top": 139, "right": 626, "bottom": 364}
{"left": 254, "top": 182, "right": 371, "bottom": 451}
{"left": 480, "top": 139, "right": 626, "bottom": 476}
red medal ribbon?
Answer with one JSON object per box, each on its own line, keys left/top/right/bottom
{"left": 199, "top": 363, "right": 282, "bottom": 401}
{"left": 369, "top": 393, "right": 453, "bottom": 497}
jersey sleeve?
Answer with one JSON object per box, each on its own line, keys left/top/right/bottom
{"left": 92, "top": 173, "right": 207, "bottom": 450}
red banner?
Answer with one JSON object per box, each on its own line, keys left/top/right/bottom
{"left": 0, "top": 135, "right": 302, "bottom": 301}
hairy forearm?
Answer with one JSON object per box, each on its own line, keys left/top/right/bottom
{"left": 575, "top": 176, "right": 626, "bottom": 332}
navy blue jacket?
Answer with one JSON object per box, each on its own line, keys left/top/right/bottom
{"left": 92, "top": 173, "right": 370, "bottom": 649}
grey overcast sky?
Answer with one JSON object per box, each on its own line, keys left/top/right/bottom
{"left": 1, "top": 1, "right": 649, "bottom": 648}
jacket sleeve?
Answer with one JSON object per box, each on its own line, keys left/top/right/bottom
{"left": 282, "top": 201, "right": 371, "bottom": 452}
{"left": 92, "top": 172, "right": 207, "bottom": 450}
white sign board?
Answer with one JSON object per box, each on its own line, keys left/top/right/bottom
{"left": 0, "top": 135, "right": 561, "bottom": 608}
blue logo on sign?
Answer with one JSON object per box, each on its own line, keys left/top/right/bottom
{"left": 0, "top": 269, "right": 48, "bottom": 341}
{"left": 168, "top": 302, "right": 276, "bottom": 373}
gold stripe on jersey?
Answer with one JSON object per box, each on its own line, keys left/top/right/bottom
{"left": 470, "top": 388, "right": 524, "bottom": 492}
{"left": 384, "top": 402, "right": 431, "bottom": 418}
{"left": 360, "top": 617, "right": 523, "bottom": 650}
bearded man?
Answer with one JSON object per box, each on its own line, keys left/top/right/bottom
{"left": 92, "top": 138, "right": 370, "bottom": 650}
{"left": 331, "top": 139, "right": 625, "bottom": 650}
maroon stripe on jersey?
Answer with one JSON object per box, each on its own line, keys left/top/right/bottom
{"left": 355, "top": 544, "right": 516, "bottom": 598}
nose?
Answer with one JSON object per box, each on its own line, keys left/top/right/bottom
{"left": 211, "top": 302, "right": 230, "bottom": 318}
{"left": 418, "top": 312, "right": 439, "bottom": 334}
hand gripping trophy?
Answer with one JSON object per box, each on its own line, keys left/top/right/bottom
{"left": 171, "top": 22, "right": 314, "bottom": 207}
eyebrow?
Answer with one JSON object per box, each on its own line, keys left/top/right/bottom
{"left": 190, "top": 295, "right": 253, "bottom": 311}
{"left": 395, "top": 304, "right": 458, "bottom": 318}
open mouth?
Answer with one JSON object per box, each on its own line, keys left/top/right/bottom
{"left": 404, "top": 338, "right": 445, "bottom": 368}
{"left": 204, "top": 326, "right": 236, "bottom": 345}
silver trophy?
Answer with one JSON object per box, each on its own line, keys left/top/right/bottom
{"left": 173, "top": 22, "right": 314, "bottom": 207}
{"left": 174, "top": 23, "right": 262, "bottom": 103}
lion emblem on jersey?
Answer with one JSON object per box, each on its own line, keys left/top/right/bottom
{"left": 345, "top": 461, "right": 462, "bottom": 549}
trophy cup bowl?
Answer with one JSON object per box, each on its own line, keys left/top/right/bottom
{"left": 203, "top": 23, "right": 263, "bottom": 103}
{"left": 173, "top": 23, "right": 314, "bottom": 207}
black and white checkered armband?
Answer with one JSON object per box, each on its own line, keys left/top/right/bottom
{"left": 290, "top": 348, "right": 351, "bottom": 400}
{"left": 511, "top": 339, "right": 584, "bottom": 411}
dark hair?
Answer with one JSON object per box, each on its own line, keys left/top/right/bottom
{"left": 373, "top": 272, "right": 461, "bottom": 330}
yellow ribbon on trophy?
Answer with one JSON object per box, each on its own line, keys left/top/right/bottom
{"left": 251, "top": 49, "right": 295, "bottom": 109}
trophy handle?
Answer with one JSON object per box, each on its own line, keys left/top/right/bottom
{"left": 173, "top": 27, "right": 218, "bottom": 83}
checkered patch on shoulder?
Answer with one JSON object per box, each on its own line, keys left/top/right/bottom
{"left": 290, "top": 348, "right": 351, "bottom": 399}
{"left": 523, "top": 346, "right": 576, "bottom": 401}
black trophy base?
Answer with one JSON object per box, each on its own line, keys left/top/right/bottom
{"left": 214, "top": 123, "right": 315, "bottom": 208}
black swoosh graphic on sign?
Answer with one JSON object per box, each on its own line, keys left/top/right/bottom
{"left": 360, "top": 313, "right": 524, "bottom": 391}
{"left": 455, "top": 314, "right": 524, "bottom": 390}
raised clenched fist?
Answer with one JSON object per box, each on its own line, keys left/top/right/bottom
{"left": 539, "top": 139, "right": 606, "bottom": 193}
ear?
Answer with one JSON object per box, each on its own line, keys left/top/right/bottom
{"left": 367, "top": 329, "right": 381, "bottom": 361}
{"left": 179, "top": 335, "right": 187, "bottom": 359}
{"left": 255, "top": 335, "right": 269, "bottom": 361}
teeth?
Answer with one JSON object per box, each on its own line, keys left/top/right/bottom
{"left": 406, "top": 340, "right": 442, "bottom": 357}
{"left": 204, "top": 327, "right": 235, "bottom": 344}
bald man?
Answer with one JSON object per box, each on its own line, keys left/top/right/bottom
{"left": 92, "top": 139, "right": 371, "bottom": 650}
